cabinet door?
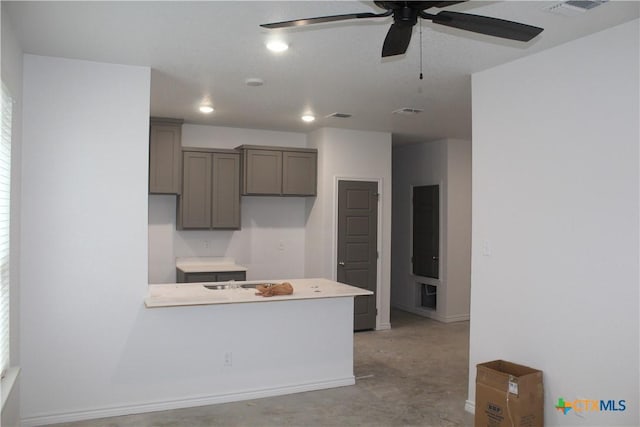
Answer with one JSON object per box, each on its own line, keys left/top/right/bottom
{"left": 216, "top": 271, "right": 246, "bottom": 281}
{"left": 184, "top": 272, "right": 218, "bottom": 283}
{"left": 243, "top": 149, "right": 282, "bottom": 195}
{"left": 149, "top": 122, "right": 182, "bottom": 194}
{"left": 179, "top": 152, "right": 212, "bottom": 229}
{"left": 282, "top": 151, "right": 317, "bottom": 196}
{"left": 211, "top": 153, "right": 241, "bottom": 229}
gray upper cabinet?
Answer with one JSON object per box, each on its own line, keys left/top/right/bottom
{"left": 179, "top": 151, "right": 212, "bottom": 229}
{"left": 211, "top": 153, "right": 241, "bottom": 228}
{"left": 149, "top": 118, "right": 183, "bottom": 194}
{"left": 178, "top": 149, "right": 241, "bottom": 230}
{"left": 244, "top": 149, "right": 282, "bottom": 195}
{"left": 282, "top": 151, "right": 317, "bottom": 196}
{"left": 237, "top": 145, "right": 317, "bottom": 196}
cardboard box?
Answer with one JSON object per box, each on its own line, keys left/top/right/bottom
{"left": 475, "top": 360, "right": 543, "bottom": 427}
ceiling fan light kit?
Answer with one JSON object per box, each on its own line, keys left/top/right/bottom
{"left": 261, "top": 1, "right": 544, "bottom": 58}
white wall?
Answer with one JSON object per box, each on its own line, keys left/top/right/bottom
{"left": 391, "top": 139, "right": 471, "bottom": 323}
{"left": 306, "top": 127, "right": 392, "bottom": 330}
{"left": 1, "top": 3, "right": 24, "bottom": 425}
{"left": 181, "top": 124, "right": 307, "bottom": 150}
{"left": 148, "top": 124, "right": 309, "bottom": 283}
{"left": 445, "top": 139, "right": 471, "bottom": 320}
{"left": 468, "top": 19, "right": 639, "bottom": 426}
{"left": 20, "top": 54, "right": 150, "bottom": 422}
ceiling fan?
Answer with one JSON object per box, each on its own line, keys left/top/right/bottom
{"left": 261, "top": 1, "right": 544, "bottom": 57}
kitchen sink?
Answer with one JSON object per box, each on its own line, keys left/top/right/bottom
{"left": 203, "top": 284, "right": 233, "bottom": 290}
{"left": 240, "top": 283, "right": 276, "bottom": 289}
{"left": 203, "top": 283, "right": 277, "bottom": 290}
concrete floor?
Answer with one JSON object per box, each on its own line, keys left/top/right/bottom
{"left": 52, "top": 309, "right": 473, "bottom": 427}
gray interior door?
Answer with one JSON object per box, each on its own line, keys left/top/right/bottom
{"left": 412, "top": 185, "right": 439, "bottom": 278}
{"left": 337, "top": 180, "right": 378, "bottom": 331}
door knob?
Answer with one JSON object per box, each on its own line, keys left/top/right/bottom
{"left": 338, "top": 261, "right": 345, "bottom": 266}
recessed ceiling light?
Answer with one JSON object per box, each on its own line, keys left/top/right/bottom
{"left": 199, "top": 105, "right": 214, "bottom": 114}
{"left": 301, "top": 114, "right": 315, "bottom": 123}
{"left": 266, "top": 40, "right": 289, "bottom": 53}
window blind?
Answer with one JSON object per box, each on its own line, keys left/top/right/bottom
{"left": 0, "top": 82, "right": 12, "bottom": 377}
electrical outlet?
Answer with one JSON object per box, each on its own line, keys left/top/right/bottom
{"left": 203, "top": 239, "right": 210, "bottom": 249}
{"left": 224, "top": 352, "right": 233, "bottom": 367}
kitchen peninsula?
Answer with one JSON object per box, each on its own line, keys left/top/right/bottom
{"left": 146, "top": 278, "right": 370, "bottom": 307}
{"left": 144, "top": 278, "right": 373, "bottom": 406}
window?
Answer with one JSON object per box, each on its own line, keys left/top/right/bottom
{"left": 0, "top": 82, "right": 12, "bottom": 377}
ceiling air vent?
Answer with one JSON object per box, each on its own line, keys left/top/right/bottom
{"left": 326, "top": 112, "right": 352, "bottom": 119}
{"left": 392, "top": 107, "right": 423, "bottom": 115}
{"left": 543, "top": 1, "right": 608, "bottom": 16}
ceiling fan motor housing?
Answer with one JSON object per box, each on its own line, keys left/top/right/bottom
{"left": 396, "top": 6, "right": 418, "bottom": 26}
{"left": 375, "top": 1, "right": 424, "bottom": 26}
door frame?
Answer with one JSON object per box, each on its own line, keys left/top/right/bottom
{"left": 333, "top": 176, "right": 383, "bottom": 328}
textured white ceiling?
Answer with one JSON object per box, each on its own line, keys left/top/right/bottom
{"left": 5, "top": 1, "right": 639, "bottom": 144}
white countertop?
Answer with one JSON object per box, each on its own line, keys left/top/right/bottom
{"left": 175, "top": 257, "right": 247, "bottom": 273}
{"left": 145, "top": 278, "right": 373, "bottom": 308}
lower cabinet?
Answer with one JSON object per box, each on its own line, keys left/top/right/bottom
{"left": 178, "top": 149, "right": 240, "bottom": 229}
{"left": 177, "top": 270, "right": 247, "bottom": 283}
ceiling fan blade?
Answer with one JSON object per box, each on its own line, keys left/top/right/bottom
{"left": 427, "top": 10, "right": 543, "bottom": 42}
{"left": 382, "top": 23, "right": 414, "bottom": 57}
{"left": 261, "top": 11, "right": 392, "bottom": 29}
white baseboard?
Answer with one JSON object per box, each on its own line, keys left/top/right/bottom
{"left": 1, "top": 366, "right": 20, "bottom": 410}
{"left": 376, "top": 321, "right": 391, "bottom": 330}
{"left": 445, "top": 313, "right": 470, "bottom": 323}
{"left": 465, "top": 399, "right": 475, "bottom": 414}
{"left": 392, "top": 304, "right": 469, "bottom": 323}
{"left": 21, "top": 376, "right": 355, "bottom": 427}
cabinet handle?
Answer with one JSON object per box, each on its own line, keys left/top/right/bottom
{"left": 432, "top": 256, "right": 439, "bottom": 261}
{"left": 338, "top": 261, "right": 345, "bottom": 266}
